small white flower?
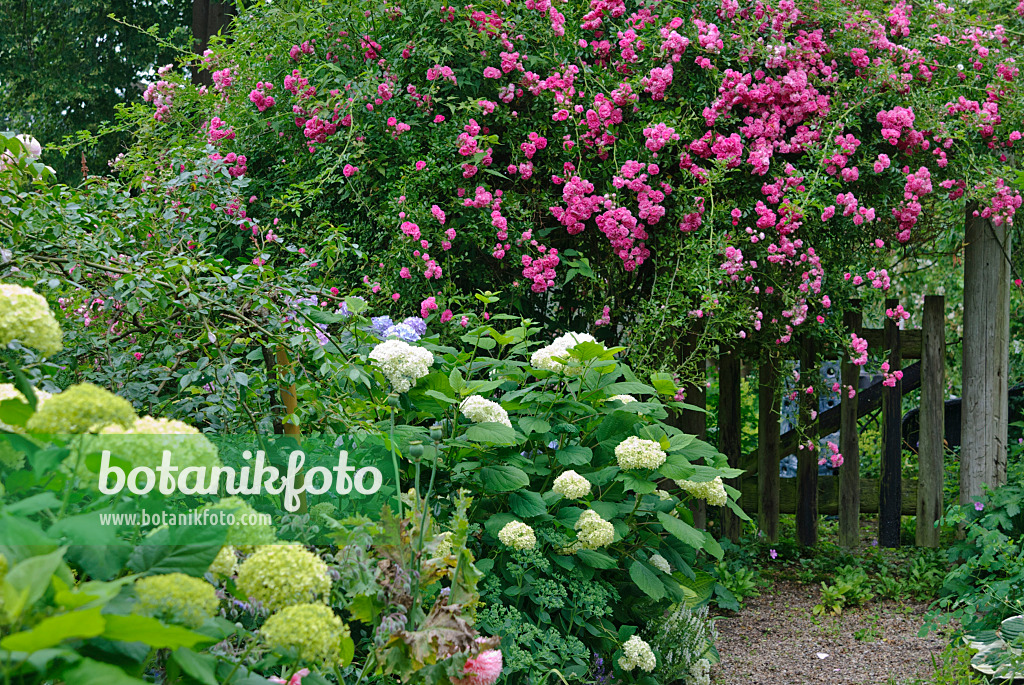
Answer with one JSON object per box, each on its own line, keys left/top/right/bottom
{"left": 675, "top": 476, "right": 728, "bottom": 506}
{"left": 575, "top": 509, "right": 615, "bottom": 549}
{"left": 649, "top": 553, "right": 672, "bottom": 574}
{"left": 618, "top": 635, "right": 656, "bottom": 672}
{"left": 615, "top": 436, "right": 666, "bottom": 470}
{"left": 530, "top": 332, "right": 601, "bottom": 374}
{"left": 498, "top": 520, "right": 536, "bottom": 550}
{"left": 459, "top": 395, "right": 512, "bottom": 427}
{"left": 552, "top": 470, "right": 591, "bottom": 499}
{"left": 368, "top": 339, "right": 434, "bottom": 393}
{"left": 608, "top": 394, "right": 637, "bottom": 403}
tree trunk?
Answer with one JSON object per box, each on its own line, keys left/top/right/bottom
{"left": 192, "top": 0, "right": 233, "bottom": 86}
{"left": 961, "top": 210, "right": 1011, "bottom": 507}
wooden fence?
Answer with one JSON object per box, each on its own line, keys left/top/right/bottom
{"left": 695, "top": 295, "right": 946, "bottom": 548}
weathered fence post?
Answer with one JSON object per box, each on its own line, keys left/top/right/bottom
{"left": 679, "top": 335, "right": 708, "bottom": 529}
{"left": 916, "top": 295, "right": 945, "bottom": 547}
{"left": 720, "top": 349, "right": 743, "bottom": 542}
{"left": 758, "top": 356, "right": 781, "bottom": 542}
{"left": 796, "top": 336, "right": 818, "bottom": 547}
{"left": 879, "top": 298, "right": 903, "bottom": 548}
{"left": 961, "top": 210, "right": 1011, "bottom": 507}
{"left": 276, "top": 345, "right": 307, "bottom": 514}
{"left": 839, "top": 304, "right": 863, "bottom": 548}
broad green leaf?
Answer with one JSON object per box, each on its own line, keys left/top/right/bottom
{"left": 480, "top": 465, "right": 530, "bottom": 492}
{"left": 556, "top": 445, "right": 592, "bottom": 466}
{"left": 509, "top": 491, "right": 548, "bottom": 518}
{"left": 127, "top": 524, "right": 226, "bottom": 577}
{"left": 61, "top": 658, "right": 149, "bottom": 685}
{"left": 603, "top": 382, "right": 657, "bottom": 396}
{"left": 658, "top": 512, "right": 704, "bottom": 549}
{"left": 576, "top": 549, "right": 617, "bottom": 569}
{"left": 518, "top": 417, "right": 550, "bottom": 435}
{"left": 171, "top": 648, "right": 219, "bottom": 685}
{"left": 702, "top": 532, "right": 724, "bottom": 560}
{"left": 465, "top": 423, "right": 516, "bottom": 445}
{"left": 3, "top": 547, "right": 65, "bottom": 616}
{"left": 629, "top": 561, "right": 666, "bottom": 600}
{"left": 102, "top": 615, "right": 212, "bottom": 649}
{"left": 1, "top": 608, "right": 105, "bottom": 651}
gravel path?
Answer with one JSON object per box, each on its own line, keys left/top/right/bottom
{"left": 711, "top": 581, "right": 948, "bottom": 684}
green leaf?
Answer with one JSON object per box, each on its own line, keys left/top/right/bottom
{"left": 518, "top": 417, "right": 550, "bottom": 435}
{"left": 702, "top": 532, "right": 724, "bottom": 560}
{"left": 480, "top": 466, "right": 530, "bottom": 492}
{"left": 465, "top": 422, "right": 517, "bottom": 445}
{"left": 4, "top": 492, "right": 61, "bottom": 516}
{"left": 424, "top": 390, "right": 457, "bottom": 405}
{"left": 619, "top": 472, "right": 657, "bottom": 494}
{"left": 102, "top": 615, "right": 212, "bottom": 649}
{"left": 576, "top": 549, "right": 617, "bottom": 569}
{"left": 448, "top": 369, "right": 466, "bottom": 392}
{"left": 509, "top": 491, "right": 548, "bottom": 518}
{"left": 629, "top": 561, "right": 665, "bottom": 600}
{"left": 603, "top": 382, "right": 657, "bottom": 396}
{"left": 1, "top": 608, "right": 106, "bottom": 651}
{"left": 3, "top": 547, "right": 65, "bottom": 617}
{"left": 556, "top": 445, "right": 592, "bottom": 466}
{"left": 674, "top": 570, "right": 717, "bottom": 608}
{"left": 658, "top": 512, "right": 704, "bottom": 549}
{"left": 127, "top": 524, "right": 226, "bottom": 577}
{"left": 171, "top": 648, "right": 219, "bottom": 685}
{"left": 61, "top": 658, "right": 149, "bottom": 685}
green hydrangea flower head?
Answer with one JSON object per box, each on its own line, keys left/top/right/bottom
{"left": 208, "top": 546, "right": 238, "bottom": 578}
{"left": 134, "top": 572, "right": 219, "bottom": 628}
{"left": 0, "top": 283, "right": 63, "bottom": 356}
{"left": 235, "top": 545, "right": 331, "bottom": 612}
{"left": 202, "top": 497, "right": 277, "bottom": 549}
{"left": 96, "top": 416, "right": 220, "bottom": 470}
{"left": 261, "top": 603, "right": 351, "bottom": 667}
{"left": 25, "top": 383, "right": 137, "bottom": 434}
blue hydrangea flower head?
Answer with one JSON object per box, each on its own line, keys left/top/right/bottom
{"left": 402, "top": 317, "right": 427, "bottom": 336}
{"left": 371, "top": 316, "right": 394, "bottom": 336}
{"left": 384, "top": 323, "right": 420, "bottom": 342}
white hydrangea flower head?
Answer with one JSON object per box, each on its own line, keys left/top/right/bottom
{"left": 368, "top": 339, "right": 434, "bottom": 393}
{"left": 608, "top": 394, "right": 637, "bottom": 403}
{"left": 615, "top": 436, "right": 666, "bottom": 470}
{"left": 552, "top": 470, "right": 591, "bottom": 499}
{"left": 649, "top": 553, "right": 672, "bottom": 574}
{"left": 530, "top": 331, "right": 600, "bottom": 374}
{"left": 498, "top": 520, "right": 536, "bottom": 550}
{"left": 0, "top": 283, "right": 63, "bottom": 356}
{"left": 618, "top": 635, "right": 656, "bottom": 672}
{"left": 575, "top": 509, "right": 614, "bottom": 549}
{"left": 655, "top": 489, "right": 674, "bottom": 501}
{"left": 689, "top": 658, "right": 711, "bottom": 685}
{"left": 459, "top": 395, "right": 512, "bottom": 427}
{"left": 675, "top": 476, "right": 728, "bottom": 506}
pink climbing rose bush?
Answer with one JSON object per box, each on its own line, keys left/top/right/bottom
{"left": 116, "top": 0, "right": 1021, "bottom": 376}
